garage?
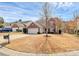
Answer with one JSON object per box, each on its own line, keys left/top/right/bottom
{"left": 28, "top": 28, "right": 39, "bottom": 34}
{"left": 11, "top": 23, "right": 19, "bottom": 32}
{"left": 24, "top": 22, "right": 43, "bottom": 34}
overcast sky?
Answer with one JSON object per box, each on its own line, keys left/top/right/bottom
{"left": 0, "top": 2, "right": 79, "bottom": 22}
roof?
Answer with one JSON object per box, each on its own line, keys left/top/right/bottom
{"left": 24, "top": 21, "right": 43, "bottom": 28}
{"left": 11, "top": 22, "right": 26, "bottom": 28}
{"left": 37, "top": 17, "right": 62, "bottom": 28}
{"left": 16, "top": 22, "right": 25, "bottom": 28}
{"left": 11, "top": 23, "right": 18, "bottom": 28}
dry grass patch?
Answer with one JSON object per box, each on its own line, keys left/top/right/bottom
{"left": 5, "top": 34, "right": 79, "bottom": 54}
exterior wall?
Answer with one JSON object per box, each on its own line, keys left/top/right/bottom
{"left": 49, "top": 28, "right": 55, "bottom": 32}
{"left": 28, "top": 22, "right": 39, "bottom": 28}
{"left": 47, "top": 18, "right": 63, "bottom": 33}
{"left": 27, "top": 28, "right": 43, "bottom": 34}
{"left": 28, "top": 28, "right": 38, "bottom": 34}
{"left": 26, "top": 22, "right": 44, "bottom": 34}
{"left": 12, "top": 28, "right": 18, "bottom": 32}
{"left": 40, "top": 28, "right": 44, "bottom": 33}
{"left": 18, "top": 27, "right": 24, "bottom": 32}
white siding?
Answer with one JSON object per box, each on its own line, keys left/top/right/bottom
{"left": 12, "top": 28, "right": 18, "bottom": 32}
{"left": 28, "top": 28, "right": 38, "bottom": 34}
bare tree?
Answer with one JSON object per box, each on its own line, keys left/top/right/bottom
{"left": 37, "top": 2, "right": 53, "bottom": 54}
{"left": 40, "top": 2, "right": 51, "bottom": 37}
{"left": 73, "top": 10, "right": 79, "bottom": 35}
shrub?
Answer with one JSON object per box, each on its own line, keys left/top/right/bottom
{"left": 16, "top": 29, "right": 22, "bottom": 32}
{"left": 37, "top": 32, "right": 40, "bottom": 34}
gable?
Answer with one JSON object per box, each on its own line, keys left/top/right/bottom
{"left": 11, "top": 24, "right": 18, "bottom": 28}
{"left": 27, "top": 22, "right": 39, "bottom": 28}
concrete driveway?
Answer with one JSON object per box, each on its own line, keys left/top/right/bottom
{"left": 0, "top": 32, "right": 29, "bottom": 56}
{"left": 0, "top": 32, "right": 28, "bottom": 44}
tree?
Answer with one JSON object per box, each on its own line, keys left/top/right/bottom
{"left": 0, "top": 17, "right": 4, "bottom": 28}
{"left": 0, "top": 23, "right": 4, "bottom": 28}
{"left": 38, "top": 2, "right": 53, "bottom": 54}
{"left": 40, "top": 2, "right": 51, "bottom": 37}
{"left": 73, "top": 10, "right": 79, "bottom": 35}
{"left": 19, "top": 19, "right": 22, "bottom": 22}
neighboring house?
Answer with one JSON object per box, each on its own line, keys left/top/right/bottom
{"left": 24, "top": 22, "right": 43, "bottom": 34}
{"left": 37, "top": 17, "right": 63, "bottom": 34}
{"left": 16, "top": 22, "right": 25, "bottom": 31}
{"left": 11, "top": 21, "right": 43, "bottom": 34}
{"left": 11, "top": 22, "right": 25, "bottom": 32}
{"left": 2, "top": 17, "right": 63, "bottom": 34}
{"left": 48, "top": 17, "right": 63, "bottom": 33}
{"left": 11, "top": 23, "right": 19, "bottom": 32}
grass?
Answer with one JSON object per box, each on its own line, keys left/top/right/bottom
{"left": 5, "top": 33, "right": 79, "bottom": 54}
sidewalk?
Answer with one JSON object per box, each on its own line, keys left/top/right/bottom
{"left": 1, "top": 47, "right": 79, "bottom": 56}
{"left": 0, "top": 47, "right": 35, "bottom": 56}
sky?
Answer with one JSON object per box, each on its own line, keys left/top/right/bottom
{"left": 0, "top": 2, "right": 79, "bottom": 22}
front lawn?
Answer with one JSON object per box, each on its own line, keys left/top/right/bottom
{"left": 5, "top": 34, "right": 79, "bottom": 54}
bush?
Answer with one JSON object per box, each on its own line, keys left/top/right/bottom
{"left": 77, "top": 33, "right": 79, "bottom": 35}
{"left": 16, "top": 29, "right": 22, "bottom": 32}
{"left": 37, "top": 32, "right": 40, "bottom": 34}
{"left": 23, "top": 28, "right": 28, "bottom": 34}
{"left": 59, "top": 30, "right": 62, "bottom": 34}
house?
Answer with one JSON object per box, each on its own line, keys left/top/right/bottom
{"left": 48, "top": 17, "right": 63, "bottom": 33}
{"left": 11, "top": 22, "right": 25, "bottom": 32}
{"left": 3, "top": 17, "right": 63, "bottom": 34}
{"left": 37, "top": 17, "right": 63, "bottom": 34}
{"left": 23, "top": 22, "right": 43, "bottom": 34}
{"left": 11, "top": 23, "right": 19, "bottom": 32}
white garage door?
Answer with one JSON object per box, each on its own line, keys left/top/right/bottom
{"left": 28, "top": 28, "right": 38, "bottom": 34}
{"left": 12, "top": 28, "right": 18, "bottom": 32}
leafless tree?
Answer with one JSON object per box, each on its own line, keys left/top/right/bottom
{"left": 37, "top": 2, "right": 53, "bottom": 54}
{"left": 40, "top": 2, "right": 51, "bottom": 37}
{"left": 73, "top": 10, "right": 79, "bottom": 35}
